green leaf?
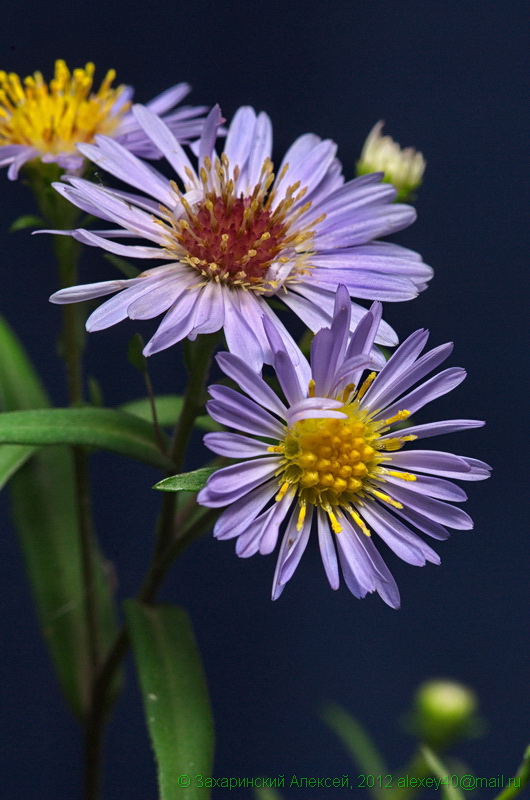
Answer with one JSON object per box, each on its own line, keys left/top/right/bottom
{"left": 121, "top": 395, "right": 221, "bottom": 431}
{"left": 254, "top": 786, "right": 283, "bottom": 800}
{"left": 9, "top": 214, "right": 44, "bottom": 232}
{"left": 128, "top": 333, "right": 147, "bottom": 374}
{"left": 420, "top": 747, "right": 465, "bottom": 800}
{"left": 154, "top": 467, "right": 218, "bottom": 493}
{"left": 0, "top": 316, "right": 121, "bottom": 718}
{"left": 0, "top": 444, "right": 37, "bottom": 489}
{"left": 321, "top": 704, "right": 388, "bottom": 800}
{"left": 104, "top": 252, "right": 141, "bottom": 278}
{"left": 125, "top": 601, "right": 214, "bottom": 800}
{"left": 0, "top": 407, "right": 173, "bottom": 470}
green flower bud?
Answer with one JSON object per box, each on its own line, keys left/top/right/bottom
{"left": 357, "top": 121, "right": 426, "bottom": 201}
{"left": 412, "top": 679, "right": 478, "bottom": 750}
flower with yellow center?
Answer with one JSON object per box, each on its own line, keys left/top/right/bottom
{"left": 198, "top": 286, "right": 490, "bottom": 605}
{"left": 357, "top": 121, "right": 426, "bottom": 201}
{"left": 0, "top": 59, "right": 208, "bottom": 179}
{"left": 49, "top": 105, "right": 433, "bottom": 368}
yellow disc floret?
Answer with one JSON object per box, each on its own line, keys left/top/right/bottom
{"left": 272, "top": 378, "right": 416, "bottom": 534}
{"left": 0, "top": 60, "right": 129, "bottom": 155}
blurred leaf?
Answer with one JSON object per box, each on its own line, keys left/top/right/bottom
{"left": 104, "top": 252, "right": 141, "bottom": 278}
{"left": 87, "top": 376, "right": 104, "bottom": 408}
{"left": 321, "top": 704, "right": 388, "bottom": 799}
{"left": 0, "top": 316, "right": 121, "bottom": 718}
{"left": 128, "top": 333, "right": 147, "bottom": 374}
{"left": 0, "top": 407, "right": 173, "bottom": 470}
{"left": 420, "top": 747, "right": 465, "bottom": 800}
{"left": 155, "top": 467, "right": 218, "bottom": 493}
{"left": 121, "top": 395, "right": 221, "bottom": 431}
{"left": 125, "top": 601, "right": 214, "bottom": 800}
{"left": 9, "top": 214, "right": 44, "bottom": 232}
{"left": 0, "top": 444, "right": 37, "bottom": 489}
{"left": 254, "top": 786, "right": 283, "bottom": 800}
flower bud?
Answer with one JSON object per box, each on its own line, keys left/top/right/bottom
{"left": 412, "top": 679, "right": 478, "bottom": 749}
{"left": 357, "top": 121, "right": 425, "bottom": 201}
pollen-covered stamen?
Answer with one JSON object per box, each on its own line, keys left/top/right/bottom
{"left": 273, "top": 375, "right": 416, "bottom": 531}
{"left": 163, "top": 154, "right": 322, "bottom": 292}
{"left": 0, "top": 60, "right": 129, "bottom": 154}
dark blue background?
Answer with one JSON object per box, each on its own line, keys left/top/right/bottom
{"left": 1, "top": 1, "right": 528, "bottom": 797}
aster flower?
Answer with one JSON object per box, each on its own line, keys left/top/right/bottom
{"left": 357, "top": 121, "right": 426, "bottom": 201}
{"left": 49, "top": 105, "right": 433, "bottom": 368}
{"left": 197, "top": 286, "right": 490, "bottom": 606}
{"left": 0, "top": 59, "right": 208, "bottom": 179}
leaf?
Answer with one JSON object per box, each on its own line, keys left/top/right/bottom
{"left": 420, "top": 747, "right": 465, "bottom": 800}
{"left": 125, "top": 601, "right": 214, "bottom": 800}
{"left": 0, "top": 316, "right": 121, "bottom": 718}
{"left": 9, "top": 214, "right": 44, "bottom": 232}
{"left": 0, "top": 444, "right": 37, "bottom": 489}
{"left": 121, "top": 395, "right": 221, "bottom": 431}
{"left": 321, "top": 704, "right": 388, "bottom": 800}
{"left": 104, "top": 252, "right": 141, "bottom": 278}
{"left": 0, "top": 407, "right": 173, "bottom": 470}
{"left": 154, "top": 467, "right": 218, "bottom": 493}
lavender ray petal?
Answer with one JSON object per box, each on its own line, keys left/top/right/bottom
{"left": 203, "top": 432, "right": 272, "bottom": 458}
{"left": 198, "top": 457, "right": 280, "bottom": 508}
{"left": 378, "top": 419, "right": 485, "bottom": 441}
{"left": 373, "top": 367, "right": 467, "bottom": 421}
{"left": 388, "top": 450, "right": 473, "bottom": 476}
{"left": 360, "top": 501, "right": 440, "bottom": 566}
{"left": 383, "top": 482, "right": 474, "bottom": 530}
{"left": 316, "top": 508, "right": 340, "bottom": 590}
{"left": 277, "top": 505, "right": 314, "bottom": 587}
{"left": 210, "top": 479, "right": 277, "bottom": 539}
{"left": 314, "top": 205, "right": 416, "bottom": 249}
{"left": 383, "top": 473, "right": 468, "bottom": 502}
{"left": 246, "top": 112, "right": 273, "bottom": 189}
{"left": 311, "top": 267, "right": 418, "bottom": 301}
{"left": 144, "top": 82, "right": 191, "bottom": 114}
{"left": 131, "top": 104, "right": 198, "bottom": 186}
{"left": 215, "top": 352, "right": 288, "bottom": 418}
{"left": 207, "top": 385, "right": 286, "bottom": 439}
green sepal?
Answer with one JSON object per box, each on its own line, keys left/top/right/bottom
{"left": 154, "top": 466, "right": 218, "bottom": 493}
{"left": 0, "top": 316, "right": 121, "bottom": 719}
{"left": 0, "top": 407, "right": 173, "bottom": 470}
{"left": 9, "top": 214, "right": 44, "bottom": 232}
{"left": 121, "top": 395, "right": 221, "bottom": 431}
{"left": 124, "top": 601, "right": 214, "bottom": 800}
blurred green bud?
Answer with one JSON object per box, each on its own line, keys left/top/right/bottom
{"left": 412, "top": 679, "right": 478, "bottom": 750}
{"left": 356, "top": 121, "right": 426, "bottom": 201}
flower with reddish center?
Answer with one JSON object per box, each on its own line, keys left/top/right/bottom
{"left": 49, "top": 105, "right": 433, "bottom": 366}
{"left": 0, "top": 59, "right": 209, "bottom": 178}
{"left": 197, "top": 286, "right": 491, "bottom": 605}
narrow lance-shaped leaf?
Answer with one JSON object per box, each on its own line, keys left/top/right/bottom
{"left": 125, "top": 601, "right": 214, "bottom": 800}
{"left": 155, "top": 467, "right": 218, "bottom": 493}
{"left": 0, "top": 316, "right": 121, "bottom": 718}
{"left": 121, "top": 394, "right": 221, "bottom": 431}
{"left": 321, "top": 704, "right": 389, "bottom": 800}
{"left": 0, "top": 407, "right": 173, "bottom": 470}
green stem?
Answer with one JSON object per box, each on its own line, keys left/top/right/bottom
{"left": 494, "top": 746, "right": 530, "bottom": 800}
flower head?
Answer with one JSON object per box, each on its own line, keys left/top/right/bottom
{"left": 357, "top": 121, "right": 426, "bottom": 201}
{"left": 0, "top": 59, "right": 208, "bottom": 178}
{"left": 49, "top": 106, "right": 433, "bottom": 368}
{"left": 197, "top": 286, "right": 490, "bottom": 605}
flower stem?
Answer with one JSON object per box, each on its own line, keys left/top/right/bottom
{"left": 494, "top": 746, "right": 530, "bottom": 800}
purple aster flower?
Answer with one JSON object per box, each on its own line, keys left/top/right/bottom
{"left": 197, "top": 286, "right": 490, "bottom": 606}
{"left": 49, "top": 105, "right": 433, "bottom": 367}
{"left": 0, "top": 60, "right": 208, "bottom": 179}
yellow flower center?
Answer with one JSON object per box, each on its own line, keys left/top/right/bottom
{"left": 270, "top": 377, "right": 417, "bottom": 534}
{"left": 159, "top": 155, "right": 325, "bottom": 293}
{"left": 0, "top": 60, "right": 129, "bottom": 156}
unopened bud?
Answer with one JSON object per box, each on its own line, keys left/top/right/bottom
{"left": 413, "top": 679, "right": 478, "bottom": 749}
{"left": 357, "top": 121, "right": 425, "bottom": 201}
